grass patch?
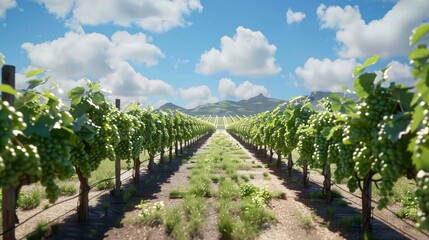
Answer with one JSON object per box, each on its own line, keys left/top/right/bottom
{"left": 17, "top": 189, "right": 41, "bottom": 210}
{"left": 26, "top": 220, "right": 49, "bottom": 240}
{"left": 59, "top": 183, "right": 77, "bottom": 196}
{"left": 169, "top": 189, "right": 186, "bottom": 199}
{"left": 324, "top": 206, "right": 336, "bottom": 218}
{"left": 296, "top": 210, "right": 314, "bottom": 229}
{"left": 137, "top": 200, "right": 164, "bottom": 226}
{"left": 338, "top": 199, "right": 348, "bottom": 207}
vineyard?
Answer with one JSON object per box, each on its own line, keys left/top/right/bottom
{"left": 0, "top": 23, "right": 429, "bottom": 240}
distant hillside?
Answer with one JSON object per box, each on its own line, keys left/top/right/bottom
{"left": 157, "top": 91, "right": 355, "bottom": 116}
{"left": 158, "top": 94, "right": 285, "bottom": 116}
{"left": 158, "top": 102, "right": 186, "bottom": 112}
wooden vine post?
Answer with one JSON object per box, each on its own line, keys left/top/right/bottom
{"left": 362, "top": 170, "right": 375, "bottom": 235}
{"left": 115, "top": 99, "right": 121, "bottom": 196}
{"left": 287, "top": 154, "right": 294, "bottom": 177}
{"left": 76, "top": 167, "right": 89, "bottom": 222}
{"left": 323, "top": 162, "right": 332, "bottom": 203}
{"left": 2, "top": 65, "right": 16, "bottom": 240}
{"left": 302, "top": 159, "right": 309, "bottom": 188}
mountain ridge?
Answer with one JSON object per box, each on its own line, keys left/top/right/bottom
{"left": 158, "top": 91, "right": 346, "bottom": 116}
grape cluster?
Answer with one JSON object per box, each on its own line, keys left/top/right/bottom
{"left": 347, "top": 83, "right": 413, "bottom": 207}
{"left": 114, "top": 111, "right": 135, "bottom": 161}
{"left": 285, "top": 105, "right": 313, "bottom": 159}
{"left": 328, "top": 122, "right": 356, "bottom": 188}
{"left": 416, "top": 170, "right": 429, "bottom": 230}
{"left": 308, "top": 111, "right": 336, "bottom": 168}
{"left": 33, "top": 133, "right": 74, "bottom": 202}
{"left": 0, "top": 100, "right": 41, "bottom": 187}
{"left": 87, "top": 98, "right": 119, "bottom": 161}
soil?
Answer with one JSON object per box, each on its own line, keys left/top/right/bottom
{"left": 11, "top": 130, "right": 429, "bottom": 240}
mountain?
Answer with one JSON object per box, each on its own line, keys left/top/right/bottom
{"left": 158, "top": 94, "right": 285, "bottom": 116}
{"left": 158, "top": 91, "right": 355, "bottom": 116}
{"left": 157, "top": 102, "right": 186, "bottom": 112}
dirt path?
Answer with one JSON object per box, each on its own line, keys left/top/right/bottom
{"left": 102, "top": 130, "right": 345, "bottom": 239}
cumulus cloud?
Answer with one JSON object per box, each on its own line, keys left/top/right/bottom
{"left": 21, "top": 31, "right": 173, "bottom": 99}
{"left": 218, "top": 78, "right": 268, "bottom": 100}
{"left": 383, "top": 61, "right": 413, "bottom": 86}
{"left": 295, "top": 58, "right": 358, "bottom": 92}
{"left": 36, "top": 0, "right": 74, "bottom": 18}
{"left": 178, "top": 85, "right": 218, "bottom": 109}
{"left": 109, "top": 31, "right": 164, "bottom": 66}
{"left": 71, "top": 0, "right": 202, "bottom": 32}
{"left": 317, "top": 0, "right": 429, "bottom": 59}
{"left": 196, "top": 26, "right": 281, "bottom": 77}
{"left": 0, "top": 0, "right": 16, "bottom": 18}
{"left": 286, "top": 8, "right": 306, "bottom": 24}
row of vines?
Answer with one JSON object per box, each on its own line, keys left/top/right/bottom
{"left": 226, "top": 23, "right": 429, "bottom": 235}
{"left": 0, "top": 61, "right": 215, "bottom": 239}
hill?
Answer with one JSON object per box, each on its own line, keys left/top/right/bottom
{"left": 158, "top": 94, "right": 285, "bottom": 116}
{"left": 157, "top": 91, "right": 353, "bottom": 116}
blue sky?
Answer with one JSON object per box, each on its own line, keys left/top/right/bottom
{"left": 0, "top": 0, "right": 428, "bottom": 109}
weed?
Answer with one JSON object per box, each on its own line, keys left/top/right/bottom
{"left": 240, "top": 175, "right": 250, "bottom": 182}
{"left": 296, "top": 211, "right": 314, "bottom": 229}
{"left": 249, "top": 174, "right": 255, "bottom": 179}
{"left": 101, "top": 203, "right": 110, "bottom": 213}
{"left": 169, "top": 189, "right": 186, "bottom": 198}
{"left": 59, "top": 183, "right": 77, "bottom": 196}
{"left": 352, "top": 213, "right": 363, "bottom": 226}
{"left": 324, "top": 206, "right": 336, "bottom": 218}
{"left": 17, "top": 189, "right": 41, "bottom": 210}
{"left": 338, "top": 199, "right": 348, "bottom": 207}
{"left": 339, "top": 217, "right": 353, "bottom": 230}
{"left": 211, "top": 176, "right": 219, "bottom": 183}
{"left": 271, "top": 191, "right": 287, "bottom": 200}
{"left": 137, "top": 200, "right": 164, "bottom": 225}
{"left": 27, "top": 220, "right": 49, "bottom": 240}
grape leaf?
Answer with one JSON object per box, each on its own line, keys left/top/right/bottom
{"left": 328, "top": 94, "right": 356, "bottom": 114}
{"left": 411, "top": 104, "right": 424, "bottom": 132}
{"left": 384, "top": 112, "right": 411, "bottom": 143}
{"left": 409, "top": 47, "right": 429, "bottom": 60}
{"left": 410, "top": 23, "right": 429, "bottom": 45}
{"left": 25, "top": 69, "right": 45, "bottom": 78}
{"left": 26, "top": 79, "right": 46, "bottom": 89}
{"left": 354, "top": 73, "right": 376, "bottom": 98}
{"left": 0, "top": 84, "right": 18, "bottom": 96}
{"left": 353, "top": 55, "right": 380, "bottom": 77}
{"left": 68, "top": 87, "right": 85, "bottom": 105}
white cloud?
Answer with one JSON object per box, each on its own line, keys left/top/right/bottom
{"left": 286, "top": 8, "right": 306, "bottom": 24}
{"left": 36, "top": 0, "right": 73, "bottom": 18}
{"left": 295, "top": 58, "right": 358, "bottom": 92}
{"left": 317, "top": 0, "right": 429, "bottom": 59}
{"left": 72, "top": 0, "right": 202, "bottom": 32}
{"left": 196, "top": 26, "right": 281, "bottom": 77}
{"left": 218, "top": 78, "right": 268, "bottom": 100}
{"left": 21, "top": 31, "right": 173, "bottom": 99}
{"left": 0, "top": 0, "right": 16, "bottom": 18}
{"left": 384, "top": 61, "right": 413, "bottom": 86}
{"left": 109, "top": 31, "right": 164, "bottom": 66}
{"left": 178, "top": 85, "right": 218, "bottom": 109}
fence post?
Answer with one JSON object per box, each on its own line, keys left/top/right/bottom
{"left": 115, "top": 99, "right": 121, "bottom": 196}
{"left": 2, "top": 65, "right": 16, "bottom": 240}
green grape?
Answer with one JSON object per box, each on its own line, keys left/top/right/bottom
{"left": 0, "top": 100, "right": 41, "bottom": 187}
{"left": 33, "top": 133, "right": 74, "bottom": 202}
{"left": 113, "top": 111, "right": 135, "bottom": 162}
{"left": 416, "top": 170, "right": 429, "bottom": 230}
